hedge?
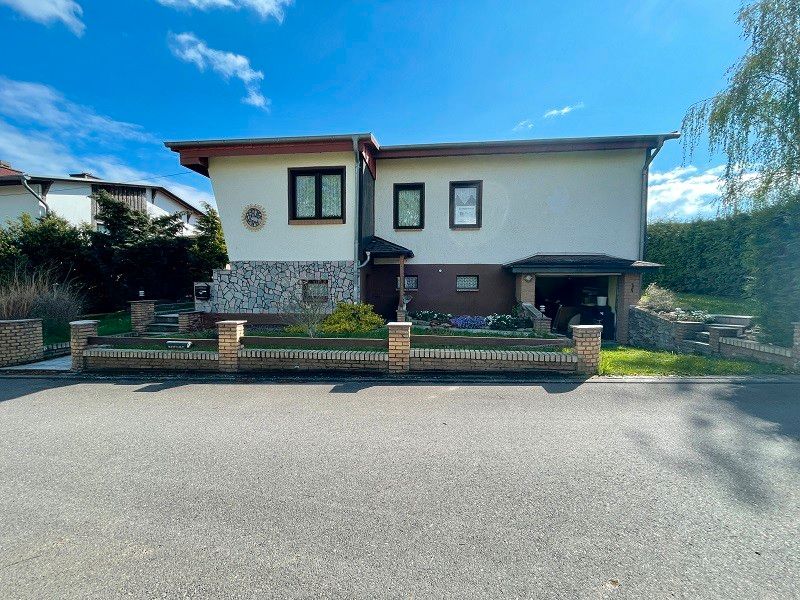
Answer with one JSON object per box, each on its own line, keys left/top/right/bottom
{"left": 645, "top": 216, "right": 751, "bottom": 297}
{"left": 645, "top": 194, "right": 800, "bottom": 346}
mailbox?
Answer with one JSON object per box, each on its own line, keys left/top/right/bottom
{"left": 194, "top": 283, "right": 210, "bottom": 301}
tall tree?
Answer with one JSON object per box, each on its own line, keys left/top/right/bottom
{"left": 191, "top": 203, "right": 228, "bottom": 280}
{"left": 682, "top": 0, "right": 800, "bottom": 211}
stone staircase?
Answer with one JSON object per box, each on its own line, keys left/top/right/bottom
{"left": 680, "top": 315, "right": 753, "bottom": 356}
{"left": 143, "top": 302, "right": 196, "bottom": 337}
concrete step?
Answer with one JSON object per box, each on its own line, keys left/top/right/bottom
{"left": 146, "top": 323, "right": 180, "bottom": 333}
{"left": 681, "top": 340, "right": 712, "bottom": 356}
{"left": 710, "top": 315, "right": 753, "bottom": 328}
{"left": 153, "top": 314, "right": 180, "bottom": 325}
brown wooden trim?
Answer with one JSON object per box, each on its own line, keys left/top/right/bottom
{"left": 393, "top": 182, "right": 425, "bottom": 230}
{"left": 449, "top": 180, "right": 482, "bottom": 229}
{"left": 241, "top": 336, "right": 385, "bottom": 350}
{"left": 287, "top": 166, "right": 346, "bottom": 223}
{"left": 359, "top": 140, "right": 377, "bottom": 179}
{"left": 411, "top": 335, "right": 571, "bottom": 349}
{"left": 180, "top": 140, "right": 356, "bottom": 158}
{"left": 288, "top": 218, "right": 345, "bottom": 225}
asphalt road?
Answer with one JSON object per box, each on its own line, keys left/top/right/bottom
{"left": 0, "top": 376, "right": 798, "bottom": 599}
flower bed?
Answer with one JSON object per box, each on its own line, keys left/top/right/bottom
{"left": 409, "top": 310, "right": 537, "bottom": 332}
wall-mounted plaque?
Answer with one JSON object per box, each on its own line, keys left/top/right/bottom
{"left": 242, "top": 204, "right": 266, "bottom": 230}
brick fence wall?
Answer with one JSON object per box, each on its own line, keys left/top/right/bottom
{"left": 71, "top": 320, "right": 604, "bottom": 375}
{"left": 0, "top": 319, "right": 43, "bottom": 367}
{"left": 130, "top": 300, "right": 156, "bottom": 334}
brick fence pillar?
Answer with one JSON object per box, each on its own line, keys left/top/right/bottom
{"left": 70, "top": 320, "right": 98, "bottom": 371}
{"left": 388, "top": 321, "right": 411, "bottom": 373}
{"left": 571, "top": 324, "right": 603, "bottom": 375}
{"left": 0, "top": 319, "right": 43, "bottom": 367}
{"left": 129, "top": 300, "right": 156, "bottom": 334}
{"left": 178, "top": 311, "right": 204, "bottom": 333}
{"left": 792, "top": 322, "right": 800, "bottom": 366}
{"left": 217, "top": 320, "right": 246, "bottom": 372}
{"left": 707, "top": 325, "right": 740, "bottom": 353}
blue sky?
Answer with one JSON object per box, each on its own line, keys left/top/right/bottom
{"left": 0, "top": 0, "right": 745, "bottom": 218}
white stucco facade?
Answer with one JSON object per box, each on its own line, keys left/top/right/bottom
{"left": 0, "top": 178, "right": 201, "bottom": 232}
{"left": 373, "top": 149, "right": 646, "bottom": 264}
{"left": 0, "top": 185, "right": 41, "bottom": 226}
{"left": 45, "top": 183, "right": 93, "bottom": 226}
{"left": 208, "top": 152, "right": 357, "bottom": 262}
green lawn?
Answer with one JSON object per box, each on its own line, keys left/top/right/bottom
{"left": 600, "top": 346, "right": 789, "bottom": 376}
{"left": 43, "top": 310, "right": 132, "bottom": 345}
{"left": 674, "top": 292, "right": 759, "bottom": 316}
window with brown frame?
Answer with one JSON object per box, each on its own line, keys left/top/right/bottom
{"left": 449, "top": 180, "right": 482, "bottom": 229}
{"left": 456, "top": 275, "right": 479, "bottom": 291}
{"left": 288, "top": 167, "right": 345, "bottom": 223}
{"left": 393, "top": 183, "right": 424, "bottom": 229}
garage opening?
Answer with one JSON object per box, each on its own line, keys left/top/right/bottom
{"left": 535, "top": 275, "right": 618, "bottom": 339}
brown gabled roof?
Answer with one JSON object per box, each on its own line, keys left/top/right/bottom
{"left": 165, "top": 132, "right": 680, "bottom": 177}
{"left": 505, "top": 253, "right": 661, "bottom": 273}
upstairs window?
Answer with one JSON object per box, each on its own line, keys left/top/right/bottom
{"left": 289, "top": 167, "right": 345, "bottom": 223}
{"left": 393, "top": 183, "right": 424, "bottom": 229}
{"left": 449, "top": 180, "right": 482, "bottom": 229}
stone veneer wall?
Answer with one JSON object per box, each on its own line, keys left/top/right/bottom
{"left": 197, "top": 261, "right": 356, "bottom": 314}
{"left": 628, "top": 306, "right": 705, "bottom": 351}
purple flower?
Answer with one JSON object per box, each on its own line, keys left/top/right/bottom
{"left": 449, "top": 315, "right": 487, "bottom": 329}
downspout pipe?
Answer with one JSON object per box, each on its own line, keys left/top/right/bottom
{"left": 639, "top": 136, "right": 664, "bottom": 259}
{"left": 352, "top": 136, "right": 362, "bottom": 302}
{"left": 21, "top": 174, "right": 49, "bottom": 216}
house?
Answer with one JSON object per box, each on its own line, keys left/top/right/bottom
{"left": 0, "top": 161, "right": 204, "bottom": 232}
{"left": 165, "top": 132, "right": 678, "bottom": 342}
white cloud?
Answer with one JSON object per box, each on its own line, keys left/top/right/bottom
{"left": 0, "top": 0, "right": 84, "bottom": 35}
{"left": 543, "top": 102, "right": 585, "bottom": 118}
{"left": 169, "top": 32, "right": 269, "bottom": 110}
{"left": 0, "top": 77, "right": 154, "bottom": 143}
{"left": 648, "top": 165, "right": 724, "bottom": 220}
{"left": 512, "top": 119, "right": 534, "bottom": 132}
{"left": 156, "top": 0, "right": 292, "bottom": 22}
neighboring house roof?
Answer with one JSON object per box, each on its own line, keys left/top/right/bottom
{"left": 504, "top": 253, "right": 662, "bottom": 273}
{"left": 0, "top": 161, "right": 23, "bottom": 177}
{"left": 165, "top": 132, "right": 680, "bottom": 177}
{"left": 363, "top": 236, "right": 414, "bottom": 258}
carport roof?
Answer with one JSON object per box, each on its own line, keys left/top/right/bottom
{"left": 504, "top": 253, "right": 662, "bottom": 274}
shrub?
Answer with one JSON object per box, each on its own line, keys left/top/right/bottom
{"left": 746, "top": 193, "right": 800, "bottom": 345}
{"left": 0, "top": 269, "right": 83, "bottom": 339}
{"left": 485, "top": 313, "right": 526, "bottom": 330}
{"left": 639, "top": 283, "right": 678, "bottom": 312}
{"left": 409, "top": 310, "right": 452, "bottom": 323}
{"left": 282, "top": 293, "right": 330, "bottom": 338}
{"left": 449, "top": 315, "right": 487, "bottom": 329}
{"left": 319, "top": 302, "right": 384, "bottom": 335}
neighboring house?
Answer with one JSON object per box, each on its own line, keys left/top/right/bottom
{"left": 166, "top": 132, "right": 678, "bottom": 341}
{"left": 0, "top": 161, "right": 204, "bottom": 232}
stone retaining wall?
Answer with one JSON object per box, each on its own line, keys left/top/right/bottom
{"left": 628, "top": 306, "right": 704, "bottom": 351}
{"left": 0, "top": 319, "right": 43, "bottom": 367}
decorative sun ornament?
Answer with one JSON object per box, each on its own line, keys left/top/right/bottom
{"left": 241, "top": 204, "right": 266, "bottom": 231}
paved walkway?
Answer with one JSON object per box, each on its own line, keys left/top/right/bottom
{"left": 0, "top": 355, "right": 71, "bottom": 372}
